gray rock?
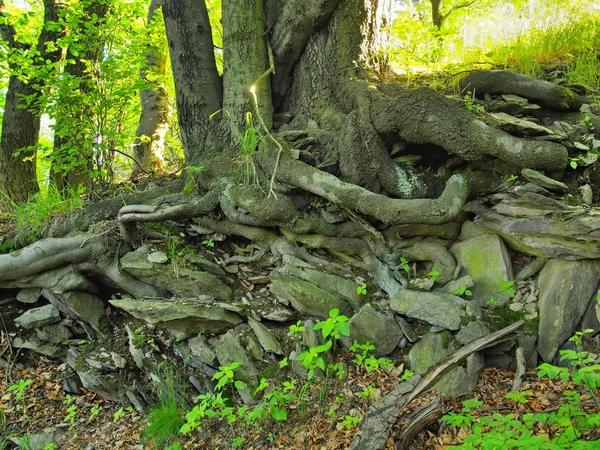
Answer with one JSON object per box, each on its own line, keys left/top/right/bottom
{"left": 537, "top": 259, "right": 600, "bottom": 362}
{"left": 270, "top": 272, "right": 352, "bottom": 319}
{"left": 248, "top": 317, "right": 283, "bottom": 355}
{"left": 47, "top": 291, "right": 106, "bottom": 339}
{"left": 390, "top": 290, "right": 473, "bottom": 330}
{"left": 9, "top": 429, "right": 61, "bottom": 450}
{"left": 394, "top": 316, "right": 418, "bottom": 343}
{"left": 458, "top": 221, "right": 490, "bottom": 241}
{"left": 408, "top": 277, "right": 434, "bottom": 291}
{"left": 147, "top": 251, "right": 168, "bottom": 264}
{"left": 126, "top": 390, "right": 147, "bottom": 414}
{"left": 476, "top": 192, "right": 600, "bottom": 259}
{"left": 518, "top": 334, "right": 538, "bottom": 369}
{"left": 35, "top": 324, "right": 71, "bottom": 344}
{"left": 11, "top": 335, "right": 62, "bottom": 357}
{"left": 276, "top": 256, "right": 364, "bottom": 311}
{"left": 580, "top": 184, "right": 593, "bottom": 206}
{"left": 111, "top": 352, "right": 127, "bottom": 369}
{"left": 451, "top": 234, "right": 513, "bottom": 304}
{"left": 408, "top": 332, "right": 483, "bottom": 397}
{"left": 521, "top": 169, "right": 568, "bottom": 193}
{"left": 76, "top": 369, "right": 121, "bottom": 402}
{"left": 120, "top": 251, "right": 232, "bottom": 300}
{"left": 442, "top": 275, "right": 475, "bottom": 295}
{"left": 399, "top": 238, "right": 456, "bottom": 285}
{"left": 62, "top": 370, "right": 83, "bottom": 394}
{"left": 344, "top": 304, "right": 403, "bottom": 356}
{"left": 302, "top": 319, "right": 325, "bottom": 350}
{"left": 516, "top": 257, "right": 548, "bottom": 281}
{"left": 487, "top": 112, "right": 555, "bottom": 136}
{"left": 110, "top": 298, "right": 242, "bottom": 339}
{"left": 14, "top": 304, "right": 60, "bottom": 329}
{"left": 16, "top": 288, "right": 41, "bottom": 304}
{"left": 188, "top": 335, "right": 218, "bottom": 365}
{"left": 455, "top": 321, "right": 490, "bottom": 345}
{"left": 213, "top": 326, "right": 260, "bottom": 387}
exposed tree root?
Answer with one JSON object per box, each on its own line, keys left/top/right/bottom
{"left": 459, "top": 70, "right": 588, "bottom": 111}
{"left": 274, "top": 153, "right": 471, "bottom": 225}
{"left": 371, "top": 86, "right": 568, "bottom": 170}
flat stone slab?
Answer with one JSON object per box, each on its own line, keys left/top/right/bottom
{"left": 521, "top": 169, "right": 568, "bottom": 193}
{"left": 390, "top": 290, "right": 475, "bottom": 330}
{"left": 121, "top": 251, "right": 232, "bottom": 300}
{"left": 270, "top": 272, "right": 352, "bottom": 319}
{"left": 110, "top": 298, "right": 242, "bottom": 338}
{"left": 14, "top": 304, "right": 61, "bottom": 329}
{"left": 487, "top": 112, "right": 555, "bottom": 136}
{"left": 476, "top": 192, "right": 600, "bottom": 260}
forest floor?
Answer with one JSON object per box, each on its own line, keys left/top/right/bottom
{"left": 1, "top": 352, "right": 597, "bottom": 450}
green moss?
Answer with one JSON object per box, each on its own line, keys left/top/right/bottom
{"left": 439, "top": 331, "right": 454, "bottom": 349}
{"left": 461, "top": 316, "right": 475, "bottom": 326}
{"left": 483, "top": 303, "right": 525, "bottom": 331}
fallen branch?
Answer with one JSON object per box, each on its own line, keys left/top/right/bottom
{"left": 349, "top": 320, "right": 524, "bottom": 450}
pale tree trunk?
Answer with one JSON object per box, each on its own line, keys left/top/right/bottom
{"left": 51, "top": 0, "right": 108, "bottom": 192}
{"left": 131, "top": 0, "right": 171, "bottom": 178}
{"left": 0, "top": 0, "right": 63, "bottom": 207}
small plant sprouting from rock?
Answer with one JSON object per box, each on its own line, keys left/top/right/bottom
{"left": 350, "top": 340, "right": 393, "bottom": 374}
{"left": 399, "top": 257, "right": 411, "bottom": 276}
{"left": 288, "top": 320, "right": 305, "bottom": 336}
{"left": 498, "top": 280, "right": 517, "bottom": 298}
{"left": 202, "top": 239, "right": 214, "bottom": 248}
{"left": 313, "top": 308, "right": 350, "bottom": 341}
{"left": 507, "top": 174, "right": 518, "bottom": 182}
{"left": 428, "top": 267, "right": 440, "bottom": 282}
{"left": 452, "top": 284, "right": 472, "bottom": 297}
{"left": 177, "top": 308, "right": 400, "bottom": 446}
{"left": 356, "top": 283, "right": 368, "bottom": 295}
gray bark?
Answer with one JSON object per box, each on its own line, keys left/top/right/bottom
{"left": 163, "top": 0, "right": 222, "bottom": 167}
{"left": 222, "top": 0, "right": 273, "bottom": 129}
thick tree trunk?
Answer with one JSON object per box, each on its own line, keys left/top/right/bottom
{"left": 163, "top": 0, "right": 222, "bottom": 167}
{"left": 0, "top": 0, "right": 63, "bottom": 207}
{"left": 131, "top": 0, "right": 171, "bottom": 178}
{"left": 222, "top": 0, "right": 272, "bottom": 129}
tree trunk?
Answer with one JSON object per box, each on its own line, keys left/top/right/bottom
{"left": 430, "top": 0, "right": 442, "bottom": 29}
{"left": 0, "top": 0, "right": 63, "bottom": 207}
{"left": 162, "top": 0, "right": 222, "bottom": 168}
{"left": 131, "top": 0, "right": 171, "bottom": 178}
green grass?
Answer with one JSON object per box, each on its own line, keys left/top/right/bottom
{"left": 391, "top": 0, "right": 600, "bottom": 95}
{"left": 2, "top": 183, "right": 85, "bottom": 243}
{"left": 142, "top": 366, "right": 186, "bottom": 449}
